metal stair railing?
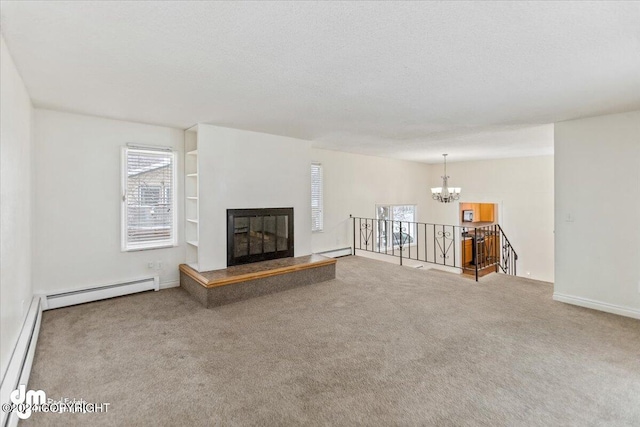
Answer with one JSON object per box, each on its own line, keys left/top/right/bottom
{"left": 349, "top": 216, "right": 518, "bottom": 281}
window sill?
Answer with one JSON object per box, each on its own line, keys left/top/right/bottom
{"left": 122, "top": 243, "right": 177, "bottom": 252}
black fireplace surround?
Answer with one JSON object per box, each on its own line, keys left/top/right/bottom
{"left": 227, "top": 208, "right": 294, "bottom": 266}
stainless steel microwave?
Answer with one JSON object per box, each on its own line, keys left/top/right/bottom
{"left": 462, "top": 210, "right": 474, "bottom": 222}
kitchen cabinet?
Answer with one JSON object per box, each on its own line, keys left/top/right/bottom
{"left": 461, "top": 233, "right": 499, "bottom": 267}
{"left": 479, "top": 204, "right": 494, "bottom": 222}
{"left": 461, "top": 203, "right": 495, "bottom": 223}
{"left": 483, "top": 235, "right": 499, "bottom": 263}
{"left": 462, "top": 239, "right": 473, "bottom": 266}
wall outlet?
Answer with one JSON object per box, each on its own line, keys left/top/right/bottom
{"left": 157, "top": 261, "right": 163, "bottom": 270}
{"left": 148, "top": 262, "right": 155, "bottom": 269}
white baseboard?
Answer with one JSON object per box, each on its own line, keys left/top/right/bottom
{"left": 159, "top": 280, "right": 180, "bottom": 289}
{"left": 553, "top": 292, "right": 640, "bottom": 320}
{"left": 316, "top": 247, "right": 352, "bottom": 258}
{"left": 0, "top": 296, "right": 42, "bottom": 427}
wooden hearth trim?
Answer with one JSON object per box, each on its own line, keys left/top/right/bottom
{"left": 179, "top": 255, "right": 337, "bottom": 289}
{"left": 179, "top": 264, "right": 210, "bottom": 286}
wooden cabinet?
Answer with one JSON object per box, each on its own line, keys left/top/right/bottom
{"left": 484, "top": 235, "right": 499, "bottom": 263}
{"left": 479, "top": 204, "right": 494, "bottom": 222}
{"left": 462, "top": 239, "right": 473, "bottom": 266}
{"left": 461, "top": 203, "right": 495, "bottom": 223}
{"left": 461, "top": 234, "right": 499, "bottom": 267}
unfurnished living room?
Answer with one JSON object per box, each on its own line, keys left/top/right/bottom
{"left": 1, "top": 1, "right": 639, "bottom": 426}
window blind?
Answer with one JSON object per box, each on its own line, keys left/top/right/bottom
{"left": 122, "top": 148, "right": 176, "bottom": 250}
{"left": 311, "top": 163, "right": 323, "bottom": 232}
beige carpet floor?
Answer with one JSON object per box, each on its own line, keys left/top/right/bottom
{"left": 25, "top": 256, "right": 640, "bottom": 426}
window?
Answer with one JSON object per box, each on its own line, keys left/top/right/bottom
{"left": 122, "top": 147, "right": 177, "bottom": 251}
{"left": 376, "top": 205, "right": 417, "bottom": 249}
{"left": 311, "top": 163, "right": 323, "bottom": 232}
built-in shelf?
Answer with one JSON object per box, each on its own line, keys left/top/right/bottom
{"left": 185, "top": 126, "right": 199, "bottom": 272}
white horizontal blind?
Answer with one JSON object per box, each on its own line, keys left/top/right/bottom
{"left": 311, "top": 163, "right": 323, "bottom": 232}
{"left": 122, "top": 148, "right": 177, "bottom": 250}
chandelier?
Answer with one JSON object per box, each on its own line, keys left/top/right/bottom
{"left": 431, "top": 154, "right": 461, "bottom": 203}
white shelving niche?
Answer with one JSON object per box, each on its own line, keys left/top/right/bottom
{"left": 185, "top": 125, "right": 200, "bottom": 270}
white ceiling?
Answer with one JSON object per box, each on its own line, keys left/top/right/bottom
{"left": 2, "top": 1, "right": 639, "bottom": 163}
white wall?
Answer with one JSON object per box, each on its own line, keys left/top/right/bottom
{"left": 310, "top": 149, "right": 554, "bottom": 282}
{"left": 555, "top": 111, "right": 640, "bottom": 318}
{"left": 310, "top": 148, "right": 431, "bottom": 254}
{"left": 33, "top": 110, "right": 185, "bottom": 294}
{"left": 426, "top": 156, "right": 555, "bottom": 282}
{"left": 197, "top": 125, "right": 312, "bottom": 271}
{"left": 0, "top": 36, "right": 34, "bottom": 377}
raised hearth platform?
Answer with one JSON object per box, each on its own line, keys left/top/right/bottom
{"left": 179, "top": 254, "right": 337, "bottom": 308}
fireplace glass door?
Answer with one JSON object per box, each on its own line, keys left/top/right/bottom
{"left": 227, "top": 208, "right": 294, "bottom": 266}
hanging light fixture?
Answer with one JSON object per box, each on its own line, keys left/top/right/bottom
{"left": 431, "top": 154, "right": 461, "bottom": 203}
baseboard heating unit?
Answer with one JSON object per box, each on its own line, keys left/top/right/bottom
{"left": 0, "top": 297, "right": 42, "bottom": 427}
{"left": 42, "top": 276, "right": 159, "bottom": 310}
{"left": 317, "top": 247, "right": 352, "bottom": 258}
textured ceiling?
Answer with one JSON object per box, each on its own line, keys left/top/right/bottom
{"left": 1, "top": 1, "right": 639, "bottom": 162}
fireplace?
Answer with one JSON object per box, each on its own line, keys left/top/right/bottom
{"left": 227, "top": 208, "right": 294, "bottom": 266}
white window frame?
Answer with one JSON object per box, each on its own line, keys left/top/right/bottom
{"left": 311, "top": 162, "right": 324, "bottom": 232}
{"left": 121, "top": 147, "right": 178, "bottom": 251}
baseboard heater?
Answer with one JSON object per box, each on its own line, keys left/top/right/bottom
{"left": 42, "top": 276, "right": 159, "bottom": 310}
{"left": 1, "top": 297, "right": 42, "bottom": 427}
{"left": 317, "top": 247, "right": 352, "bottom": 258}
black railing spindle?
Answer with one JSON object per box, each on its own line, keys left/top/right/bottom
{"left": 349, "top": 217, "right": 517, "bottom": 282}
